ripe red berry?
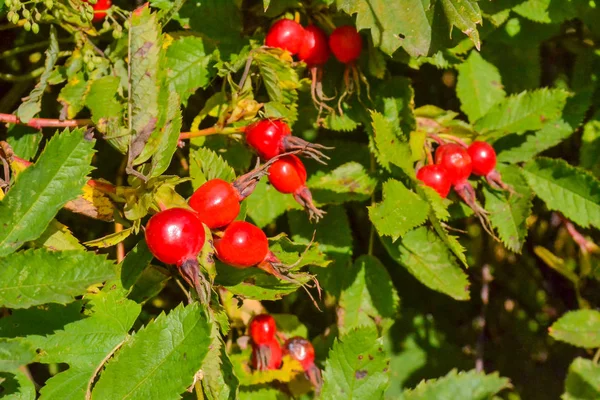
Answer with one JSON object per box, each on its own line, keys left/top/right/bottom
{"left": 265, "top": 19, "right": 305, "bottom": 55}
{"left": 329, "top": 26, "right": 362, "bottom": 64}
{"left": 416, "top": 165, "right": 452, "bottom": 198}
{"left": 251, "top": 338, "right": 283, "bottom": 371}
{"left": 249, "top": 314, "right": 277, "bottom": 345}
{"left": 188, "top": 179, "right": 241, "bottom": 229}
{"left": 284, "top": 337, "right": 315, "bottom": 370}
{"left": 467, "top": 141, "right": 497, "bottom": 176}
{"left": 245, "top": 119, "right": 291, "bottom": 160}
{"left": 435, "top": 143, "right": 472, "bottom": 186}
{"left": 214, "top": 221, "right": 269, "bottom": 268}
{"left": 298, "top": 25, "right": 330, "bottom": 66}
{"left": 86, "top": 0, "right": 112, "bottom": 22}
{"left": 268, "top": 155, "right": 307, "bottom": 194}
{"left": 145, "top": 208, "right": 205, "bottom": 267}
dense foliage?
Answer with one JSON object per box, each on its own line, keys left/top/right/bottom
{"left": 1, "top": 0, "right": 600, "bottom": 399}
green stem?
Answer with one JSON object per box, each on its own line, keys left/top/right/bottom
{"left": 593, "top": 348, "right": 600, "bottom": 364}
{"left": 0, "top": 67, "right": 45, "bottom": 82}
{"left": 0, "top": 38, "right": 73, "bottom": 59}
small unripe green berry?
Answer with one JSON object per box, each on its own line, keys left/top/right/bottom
{"left": 23, "top": 20, "right": 31, "bottom": 31}
{"left": 112, "top": 29, "right": 122, "bottom": 39}
{"left": 22, "top": 8, "right": 30, "bottom": 18}
{"left": 31, "top": 22, "right": 39, "bottom": 34}
{"left": 45, "top": 0, "right": 53, "bottom": 9}
{"left": 102, "top": 20, "right": 110, "bottom": 30}
{"left": 34, "top": 11, "right": 42, "bottom": 21}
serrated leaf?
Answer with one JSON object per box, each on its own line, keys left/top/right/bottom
{"left": 0, "top": 302, "right": 84, "bottom": 339}
{"left": 369, "top": 179, "right": 429, "bottom": 240}
{"left": 85, "top": 76, "right": 126, "bottom": 152}
{"left": 33, "top": 219, "right": 85, "bottom": 251}
{"left": 83, "top": 228, "right": 133, "bottom": 248}
{"left": 57, "top": 72, "right": 88, "bottom": 119}
{"left": 201, "top": 327, "right": 239, "bottom": 400}
{"left": 120, "top": 239, "right": 154, "bottom": 290}
{"left": 189, "top": 147, "right": 236, "bottom": 190}
{"left": 246, "top": 179, "right": 300, "bottom": 228}
{"left": 456, "top": 51, "right": 505, "bottom": 122}
{"left": 496, "top": 119, "right": 573, "bottom": 164}
{"left": 521, "top": 158, "right": 600, "bottom": 229}
{"left": 321, "top": 325, "right": 389, "bottom": 400}
{"left": 549, "top": 310, "right": 600, "bottom": 349}
{"left": 475, "top": 88, "right": 569, "bottom": 136}
{"left": 324, "top": 112, "right": 360, "bottom": 132}
{"left": 402, "top": 369, "right": 510, "bottom": 399}
{"left": 307, "top": 162, "right": 377, "bottom": 205}
{"left": 338, "top": 255, "right": 399, "bottom": 334}
{"left": 0, "top": 338, "right": 36, "bottom": 371}
{"left": 165, "top": 36, "right": 213, "bottom": 104}
{"left": 440, "top": 0, "right": 482, "bottom": 50}
{"left": 36, "top": 287, "right": 140, "bottom": 400}
{"left": 429, "top": 213, "right": 468, "bottom": 268}
{"left": 381, "top": 227, "right": 470, "bottom": 300}
{"left": 255, "top": 51, "right": 300, "bottom": 123}
{"left": 6, "top": 125, "right": 43, "bottom": 161}
{"left": 369, "top": 111, "right": 414, "bottom": 176}
{"left": 148, "top": 88, "right": 183, "bottom": 177}
{"left": 91, "top": 302, "right": 212, "bottom": 400}
{"left": 128, "top": 266, "right": 170, "bottom": 304}
{"left": 0, "top": 248, "right": 116, "bottom": 309}
{"left": 563, "top": 357, "right": 600, "bottom": 400}
{"left": 0, "top": 370, "right": 36, "bottom": 400}
{"left": 483, "top": 164, "right": 533, "bottom": 253}
{"left": 17, "top": 27, "right": 59, "bottom": 122}
{"left": 0, "top": 128, "right": 95, "bottom": 256}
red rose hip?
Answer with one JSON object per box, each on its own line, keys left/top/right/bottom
{"left": 189, "top": 179, "right": 241, "bottom": 229}
{"left": 468, "top": 141, "right": 497, "bottom": 176}
{"left": 249, "top": 314, "right": 277, "bottom": 345}
{"left": 265, "top": 19, "right": 305, "bottom": 55}
{"left": 214, "top": 221, "right": 269, "bottom": 268}
{"left": 251, "top": 338, "right": 283, "bottom": 371}
{"left": 416, "top": 165, "right": 451, "bottom": 198}
{"left": 298, "top": 25, "right": 330, "bottom": 66}
{"left": 435, "top": 143, "right": 472, "bottom": 186}
{"left": 329, "top": 26, "right": 362, "bottom": 64}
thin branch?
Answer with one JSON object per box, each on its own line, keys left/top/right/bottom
{"left": 179, "top": 126, "right": 246, "bottom": 140}
{"left": 0, "top": 113, "right": 92, "bottom": 129}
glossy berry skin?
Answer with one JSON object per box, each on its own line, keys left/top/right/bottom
{"left": 265, "top": 19, "right": 305, "bottom": 55}
{"left": 329, "top": 26, "right": 362, "bottom": 64}
{"left": 435, "top": 144, "right": 473, "bottom": 186}
{"left": 188, "top": 179, "right": 240, "bottom": 229}
{"left": 298, "top": 25, "right": 330, "bottom": 66}
{"left": 87, "top": 0, "right": 112, "bottom": 22}
{"left": 249, "top": 314, "right": 277, "bottom": 345}
{"left": 214, "top": 221, "right": 269, "bottom": 268}
{"left": 284, "top": 337, "right": 315, "bottom": 370}
{"left": 145, "top": 208, "right": 205, "bottom": 267}
{"left": 468, "top": 141, "right": 497, "bottom": 176}
{"left": 268, "top": 155, "right": 307, "bottom": 194}
{"left": 251, "top": 338, "right": 283, "bottom": 371}
{"left": 245, "top": 119, "right": 291, "bottom": 160}
{"left": 416, "top": 165, "right": 451, "bottom": 198}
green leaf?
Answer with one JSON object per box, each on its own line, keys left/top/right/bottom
{"left": 83, "top": 228, "right": 134, "bottom": 248}
{"left": 0, "top": 302, "right": 84, "bottom": 339}
{"left": 0, "top": 128, "right": 94, "bottom": 256}
{"left": 127, "top": 266, "right": 170, "bottom": 304}
{"left": 439, "top": 0, "right": 482, "bottom": 50}
{"left": 189, "top": 147, "right": 236, "bottom": 190}
{"left": 33, "top": 219, "right": 85, "bottom": 251}
{"left": 120, "top": 239, "right": 154, "bottom": 290}
{"left": 549, "top": 310, "right": 600, "bottom": 349}
{"left": 402, "top": 369, "right": 510, "bottom": 400}
{"left": 495, "top": 119, "right": 573, "bottom": 164}
{"left": 474, "top": 88, "right": 570, "bottom": 136}
{"left": 246, "top": 179, "right": 300, "bottom": 228}
{"left": 149, "top": 88, "right": 183, "bottom": 178}
{"left": 254, "top": 51, "right": 300, "bottom": 123}
{"left": 91, "top": 302, "right": 212, "bottom": 400}
{"left": 483, "top": 164, "right": 533, "bottom": 253}
{"left": 36, "top": 287, "right": 140, "bottom": 400}
{"left": 369, "top": 179, "right": 429, "bottom": 240}
{"left": 338, "top": 255, "right": 399, "bottom": 334}
{"left": 200, "top": 325, "right": 239, "bottom": 400}
{"left": 0, "top": 338, "right": 36, "bottom": 371}
{"left": 456, "top": 51, "right": 505, "bottom": 122}
{"left": 0, "top": 370, "right": 36, "bottom": 400}
{"left": 563, "top": 357, "right": 600, "bottom": 400}
{"left": 321, "top": 325, "right": 390, "bottom": 400}
{"left": 381, "top": 227, "right": 470, "bottom": 300}
{"left": 307, "top": 162, "right": 377, "bottom": 205}
{"left": 521, "top": 158, "right": 600, "bottom": 229}
{"left": 85, "top": 76, "right": 126, "bottom": 152}
{"left": 165, "top": 36, "right": 213, "bottom": 104}
{"left": 6, "top": 125, "right": 43, "bottom": 161}
{"left": 580, "top": 114, "right": 600, "bottom": 177}
{"left": 0, "top": 249, "right": 116, "bottom": 308}
{"left": 16, "top": 27, "right": 59, "bottom": 122}
{"left": 57, "top": 72, "right": 89, "bottom": 118}
{"left": 369, "top": 111, "right": 414, "bottom": 176}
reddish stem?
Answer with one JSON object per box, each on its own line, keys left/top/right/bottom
{"left": 0, "top": 113, "right": 92, "bottom": 129}
{"left": 178, "top": 126, "right": 247, "bottom": 140}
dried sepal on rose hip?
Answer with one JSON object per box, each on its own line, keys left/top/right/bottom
{"left": 144, "top": 208, "right": 210, "bottom": 302}
{"left": 467, "top": 141, "right": 513, "bottom": 193}
{"left": 268, "top": 155, "right": 325, "bottom": 222}
{"left": 298, "top": 25, "right": 334, "bottom": 114}
{"left": 244, "top": 119, "right": 331, "bottom": 164}
{"left": 284, "top": 337, "right": 323, "bottom": 392}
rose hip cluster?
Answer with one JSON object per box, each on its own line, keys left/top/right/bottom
{"left": 265, "top": 18, "right": 363, "bottom": 112}
{"left": 249, "top": 314, "right": 322, "bottom": 392}
{"left": 417, "top": 141, "right": 511, "bottom": 235}
{"left": 144, "top": 155, "right": 316, "bottom": 299}
{"left": 244, "top": 118, "right": 329, "bottom": 220}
